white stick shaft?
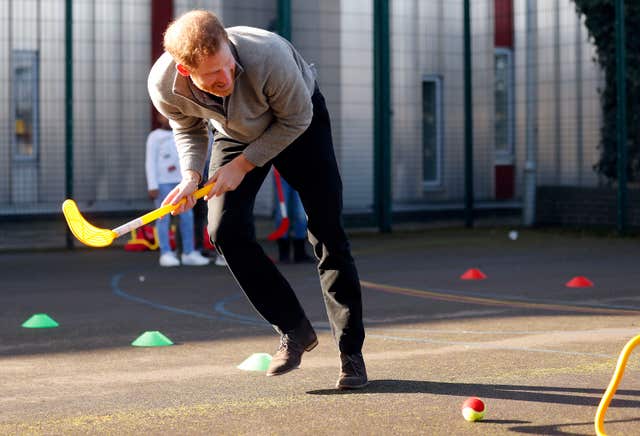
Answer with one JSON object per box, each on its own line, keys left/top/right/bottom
{"left": 113, "top": 218, "right": 144, "bottom": 237}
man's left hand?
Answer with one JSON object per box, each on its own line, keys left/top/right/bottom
{"left": 206, "top": 155, "right": 255, "bottom": 199}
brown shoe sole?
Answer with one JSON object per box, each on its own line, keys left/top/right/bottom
{"left": 336, "top": 379, "right": 369, "bottom": 390}
{"left": 305, "top": 338, "right": 319, "bottom": 352}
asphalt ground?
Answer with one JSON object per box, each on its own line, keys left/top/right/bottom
{"left": 2, "top": 227, "right": 640, "bottom": 435}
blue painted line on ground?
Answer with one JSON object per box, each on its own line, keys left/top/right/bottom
{"left": 112, "top": 272, "right": 263, "bottom": 326}
{"left": 213, "top": 294, "right": 269, "bottom": 326}
{"left": 212, "top": 293, "right": 334, "bottom": 331}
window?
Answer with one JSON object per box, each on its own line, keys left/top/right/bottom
{"left": 422, "top": 75, "right": 443, "bottom": 188}
{"left": 12, "top": 50, "right": 39, "bottom": 161}
{"left": 494, "top": 48, "right": 513, "bottom": 159}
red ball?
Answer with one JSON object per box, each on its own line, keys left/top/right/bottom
{"left": 461, "top": 397, "right": 486, "bottom": 421}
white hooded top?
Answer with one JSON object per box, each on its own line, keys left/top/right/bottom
{"left": 145, "top": 128, "right": 183, "bottom": 190}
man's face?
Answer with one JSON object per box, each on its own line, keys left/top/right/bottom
{"left": 178, "top": 43, "right": 236, "bottom": 97}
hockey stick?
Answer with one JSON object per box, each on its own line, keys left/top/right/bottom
{"left": 62, "top": 185, "right": 213, "bottom": 248}
{"left": 267, "top": 169, "right": 290, "bottom": 241}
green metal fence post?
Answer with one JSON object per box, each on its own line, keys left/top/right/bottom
{"left": 615, "top": 0, "right": 627, "bottom": 235}
{"left": 277, "top": 0, "right": 291, "bottom": 41}
{"left": 374, "top": 0, "right": 392, "bottom": 233}
{"left": 463, "top": 0, "right": 474, "bottom": 228}
{"left": 65, "top": 0, "right": 74, "bottom": 249}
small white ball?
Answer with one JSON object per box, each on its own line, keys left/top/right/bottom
{"left": 138, "top": 275, "right": 145, "bottom": 282}
{"left": 508, "top": 230, "right": 519, "bottom": 241}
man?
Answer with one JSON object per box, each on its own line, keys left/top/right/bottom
{"left": 148, "top": 10, "right": 367, "bottom": 389}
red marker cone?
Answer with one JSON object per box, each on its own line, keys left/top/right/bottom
{"left": 565, "top": 276, "right": 594, "bottom": 288}
{"left": 460, "top": 268, "right": 487, "bottom": 280}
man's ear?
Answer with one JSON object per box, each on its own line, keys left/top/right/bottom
{"left": 176, "top": 64, "right": 190, "bottom": 77}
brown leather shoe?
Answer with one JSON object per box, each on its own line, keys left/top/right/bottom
{"left": 266, "top": 319, "right": 318, "bottom": 376}
{"left": 336, "top": 352, "right": 368, "bottom": 389}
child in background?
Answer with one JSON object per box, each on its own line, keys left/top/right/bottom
{"left": 145, "top": 112, "right": 210, "bottom": 267}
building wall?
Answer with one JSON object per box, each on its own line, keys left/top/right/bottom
{"left": 513, "top": 0, "right": 602, "bottom": 196}
{"left": 389, "top": 0, "right": 495, "bottom": 205}
{"left": 339, "top": 0, "right": 373, "bottom": 212}
{"left": 1, "top": 0, "right": 14, "bottom": 204}
{"left": 0, "top": 0, "right": 605, "bottom": 218}
{"left": 89, "top": 1, "right": 150, "bottom": 203}
{"left": 537, "top": 186, "right": 640, "bottom": 228}
{"left": 0, "top": 0, "right": 152, "bottom": 212}
{"left": 39, "top": 0, "right": 66, "bottom": 204}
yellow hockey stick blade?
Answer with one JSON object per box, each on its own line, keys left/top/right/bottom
{"left": 62, "top": 199, "right": 118, "bottom": 248}
{"left": 62, "top": 184, "right": 214, "bottom": 248}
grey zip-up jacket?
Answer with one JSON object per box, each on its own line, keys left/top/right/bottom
{"left": 148, "top": 26, "right": 317, "bottom": 179}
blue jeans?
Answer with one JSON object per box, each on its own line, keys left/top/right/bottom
{"left": 155, "top": 183, "right": 195, "bottom": 255}
{"left": 273, "top": 176, "right": 308, "bottom": 239}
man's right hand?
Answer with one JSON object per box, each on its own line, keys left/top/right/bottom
{"left": 161, "top": 170, "right": 201, "bottom": 215}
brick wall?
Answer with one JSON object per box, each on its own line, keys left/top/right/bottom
{"left": 537, "top": 186, "right": 640, "bottom": 227}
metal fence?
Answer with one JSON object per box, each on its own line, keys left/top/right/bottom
{"left": 0, "top": 0, "right": 638, "bottom": 250}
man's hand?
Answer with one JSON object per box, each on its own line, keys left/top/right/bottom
{"left": 148, "top": 189, "right": 159, "bottom": 200}
{"left": 206, "top": 155, "right": 255, "bottom": 199}
{"left": 161, "top": 170, "right": 201, "bottom": 215}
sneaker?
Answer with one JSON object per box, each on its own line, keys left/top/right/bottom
{"left": 266, "top": 318, "right": 318, "bottom": 376}
{"left": 181, "top": 251, "right": 210, "bottom": 266}
{"left": 159, "top": 252, "right": 180, "bottom": 267}
{"left": 336, "top": 352, "right": 369, "bottom": 389}
{"left": 214, "top": 254, "right": 227, "bottom": 266}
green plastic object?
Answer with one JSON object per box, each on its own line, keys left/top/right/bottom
{"left": 131, "top": 331, "right": 174, "bottom": 347}
{"left": 22, "top": 313, "right": 59, "bottom": 329}
{"left": 237, "top": 353, "right": 272, "bottom": 371}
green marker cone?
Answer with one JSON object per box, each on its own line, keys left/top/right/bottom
{"left": 131, "top": 331, "right": 174, "bottom": 347}
{"left": 237, "top": 353, "right": 272, "bottom": 371}
{"left": 22, "top": 313, "right": 59, "bottom": 328}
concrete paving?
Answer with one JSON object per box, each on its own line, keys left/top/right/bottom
{"left": 1, "top": 227, "right": 640, "bottom": 435}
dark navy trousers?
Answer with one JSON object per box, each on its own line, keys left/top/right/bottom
{"left": 207, "top": 87, "right": 365, "bottom": 354}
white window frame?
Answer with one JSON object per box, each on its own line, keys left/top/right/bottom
{"left": 422, "top": 74, "right": 443, "bottom": 190}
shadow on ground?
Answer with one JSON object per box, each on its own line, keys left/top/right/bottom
{"left": 310, "top": 380, "right": 640, "bottom": 435}
{"left": 308, "top": 379, "right": 640, "bottom": 408}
